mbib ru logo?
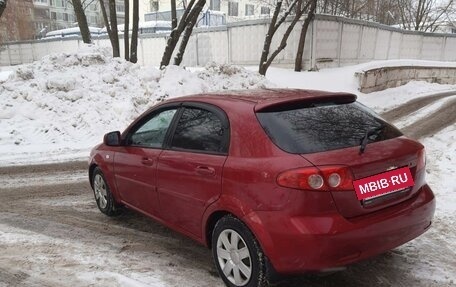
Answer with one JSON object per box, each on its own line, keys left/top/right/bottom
{"left": 360, "top": 173, "right": 409, "bottom": 194}
{"left": 354, "top": 167, "right": 414, "bottom": 201}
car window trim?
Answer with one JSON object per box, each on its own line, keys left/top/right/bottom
{"left": 165, "top": 102, "right": 230, "bottom": 155}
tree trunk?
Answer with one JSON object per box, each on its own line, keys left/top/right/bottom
{"left": 99, "top": 0, "right": 116, "bottom": 56}
{"left": 72, "top": 0, "right": 91, "bottom": 43}
{"left": 160, "top": 0, "right": 197, "bottom": 67}
{"left": 0, "top": 0, "right": 7, "bottom": 19}
{"left": 130, "top": 0, "right": 139, "bottom": 63}
{"left": 99, "top": 0, "right": 112, "bottom": 37}
{"left": 259, "top": 0, "right": 306, "bottom": 75}
{"left": 294, "top": 0, "right": 317, "bottom": 72}
{"left": 171, "top": 0, "right": 177, "bottom": 30}
{"left": 262, "top": 8, "right": 306, "bottom": 74}
{"left": 259, "top": 0, "right": 283, "bottom": 75}
{"left": 174, "top": 0, "right": 205, "bottom": 65}
{"left": 160, "top": 32, "right": 179, "bottom": 68}
{"left": 124, "top": 0, "right": 130, "bottom": 61}
{"left": 109, "top": 0, "right": 120, "bottom": 57}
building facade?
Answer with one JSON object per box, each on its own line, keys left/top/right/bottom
{"left": 144, "top": 0, "right": 272, "bottom": 23}
{"left": 102, "top": 0, "right": 126, "bottom": 25}
{"left": 0, "top": 0, "right": 35, "bottom": 42}
{"left": 32, "top": 0, "right": 105, "bottom": 36}
{"left": 31, "top": 0, "right": 128, "bottom": 37}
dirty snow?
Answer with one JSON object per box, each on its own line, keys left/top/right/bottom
{"left": 393, "top": 95, "right": 456, "bottom": 129}
{"left": 0, "top": 170, "right": 87, "bottom": 188}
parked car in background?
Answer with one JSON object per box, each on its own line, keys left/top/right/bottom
{"left": 89, "top": 89, "right": 435, "bottom": 287}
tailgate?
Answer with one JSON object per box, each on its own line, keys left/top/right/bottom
{"left": 302, "top": 137, "right": 425, "bottom": 218}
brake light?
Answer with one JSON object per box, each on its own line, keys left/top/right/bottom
{"left": 416, "top": 148, "right": 426, "bottom": 171}
{"left": 277, "top": 166, "right": 354, "bottom": 191}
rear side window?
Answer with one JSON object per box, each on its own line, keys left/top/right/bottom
{"left": 171, "top": 107, "right": 228, "bottom": 154}
{"left": 256, "top": 102, "right": 402, "bottom": 154}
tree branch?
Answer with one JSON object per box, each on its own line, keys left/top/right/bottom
{"left": 0, "top": 0, "right": 8, "bottom": 19}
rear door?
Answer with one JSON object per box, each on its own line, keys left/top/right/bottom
{"left": 256, "top": 101, "right": 424, "bottom": 218}
{"left": 114, "top": 107, "right": 179, "bottom": 216}
{"left": 302, "top": 139, "right": 423, "bottom": 217}
{"left": 157, "top": 103, "right": 229, "bottom": 237}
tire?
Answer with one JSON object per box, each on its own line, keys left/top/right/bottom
{"left": 212, "top": 215, "right": 269, "bottom": 287}
{"left": 91, "top": 167, "right": 121, "bottom": 216}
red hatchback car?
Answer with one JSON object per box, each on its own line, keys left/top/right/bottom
{"left": 89, "top": 89, "right": 435, "bottom": 287}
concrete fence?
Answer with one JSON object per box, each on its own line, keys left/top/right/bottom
{"left": 1, "top": 14, "right": 456, "bottom": 69}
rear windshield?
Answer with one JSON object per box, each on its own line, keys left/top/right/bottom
{"left": 256, "top": 102, "right": 402, "bottom": 154}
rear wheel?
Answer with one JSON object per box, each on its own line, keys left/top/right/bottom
{"left": 212, "top": 215, "right": 269, "bottom": 287}
{"left": 91, "top": 167, "right": 121, "bottom": 216}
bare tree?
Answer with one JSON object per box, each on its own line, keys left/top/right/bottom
{"left": 99, "top": 0, "right": 120, "bottom": 57}
{"left": 0, "top": 0, "right": 8, "bottom": 19}
{"left": 130, "top": 0, "right": 139, "bottom": 63}
{"left": 315, "top": 0, "right": 455, "bottom": 29}
{"left": 124, "top": 0, "right": 130, "bottom": 61}
{"left": 160, "top": 0, "right": 206, "bottom": 68}
{"left": 295, "top": 0, "right": 317, "bottom": 71}
{"left": 259, "top": 0, "right": 312, "bottom": 75}
{"left": 394, "top": 0, "right": 455, "bottom": 31}
{"left": 72, "top": 0, "right": 92, "bottom": 43}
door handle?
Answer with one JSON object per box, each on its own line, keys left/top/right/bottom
{"left": 141, "top": 157, "right": 154, "bottom": 166}
{"left": 195, "top": 166, "right": 216, "bottom": 176}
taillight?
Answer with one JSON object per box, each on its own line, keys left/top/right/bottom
{"left": 416, "top": 148, "right": 426, "bottom": 171}
{"left": 277, "top": 166, "right": 353, "bottom": 191}
{"left": 328, "top": 173, "right": 341, "bottom": 188}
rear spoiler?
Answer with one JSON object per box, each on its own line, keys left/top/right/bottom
{"left": 254, "top": 93, "right": 357, "bottom": 112}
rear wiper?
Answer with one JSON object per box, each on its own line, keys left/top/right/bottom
{"left": 359, "top": 126, "right": 384, "bottom": 154}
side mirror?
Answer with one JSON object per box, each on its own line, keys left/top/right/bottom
{"left": 103, "top": 131, "right": 121, "bottom": 146}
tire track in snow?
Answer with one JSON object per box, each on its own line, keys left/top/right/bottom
{"left": 0, "top": 170, "right": 87, "bottom": 189}
{"left": 381, "top": 90, "right": 456, "bottom": 122}
{"left": 0, "top": 161, "right": 86, "bottom": 175}
{"left": 0, "top": 161, "right": 87, "bottom": 188}
{"left": 401, "top": 97, "right": 456, "bottom": 139}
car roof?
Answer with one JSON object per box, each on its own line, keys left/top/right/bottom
{"left": 165, "top": 88, "right": 357, "bottom": 112}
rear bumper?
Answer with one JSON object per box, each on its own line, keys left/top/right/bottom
{"left": 243, "top": 184, "right": 435, "bottom": 274}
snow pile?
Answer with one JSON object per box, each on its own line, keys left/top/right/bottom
{"left": 0, "top": 45, "right": 270, "bottom": 164}
{"left": 0, "top": 68, "right": 12, "bottom": 83}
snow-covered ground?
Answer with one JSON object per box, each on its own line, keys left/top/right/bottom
{"left": 0, "top": 45, "right": 455, "bottom": 286}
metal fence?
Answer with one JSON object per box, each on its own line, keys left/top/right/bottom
{"left": 2, "top": 14, "right": 456, "bottom": 69}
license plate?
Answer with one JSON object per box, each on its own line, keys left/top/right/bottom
{"left": 353, "top": 167, "right": 414, "bottom": 201}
